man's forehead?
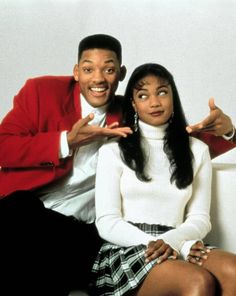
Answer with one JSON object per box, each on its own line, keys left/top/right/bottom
{"left": 80, "top": 48, "right": 119, "bottom": 63}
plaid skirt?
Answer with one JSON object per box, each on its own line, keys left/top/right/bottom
{"left": 89, "top": 223, "right": 173, "bottom": 296}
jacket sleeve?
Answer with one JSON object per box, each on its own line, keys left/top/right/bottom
{"left": 0, "top": 79, "right": 62, "bottom": 168}
{"left": 192, "top": 132, "right": 236, "bottom": 159}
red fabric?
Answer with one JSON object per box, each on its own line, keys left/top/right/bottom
{"left": 0, "top": 76, "right": 121, "bottom": 197}
{"left": 192, "top": 132, "right": 236, "bottom": 159}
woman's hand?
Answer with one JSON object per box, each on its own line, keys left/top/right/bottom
{"left": 144, "top": 239, "right": 178, "bottom": 264}
{"left": 187, "top": 241, "right": 211, "bottom": 266}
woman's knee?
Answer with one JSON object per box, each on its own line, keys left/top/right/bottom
{"left": 186, "top": 268, "right": 216, "bottom": 296}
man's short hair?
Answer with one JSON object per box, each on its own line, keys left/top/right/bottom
{"left": 78, "top": 34, "right": 122, "bottom": 63}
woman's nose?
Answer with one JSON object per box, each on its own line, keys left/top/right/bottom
{"left": 150, "top": 95, "right": 161, "bottom": 107}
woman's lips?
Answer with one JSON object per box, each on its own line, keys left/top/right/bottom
{"left": 150, "top": 111, "right": 164, "bottom": 116}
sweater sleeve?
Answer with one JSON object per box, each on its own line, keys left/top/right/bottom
{"left": 95, "top": 141, "right": 157, "bottom": 247}
{"left": 157, "top": 144, "right": 212, "bottom": 253}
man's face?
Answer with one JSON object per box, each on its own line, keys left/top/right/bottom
{"left": 74, "top": 49, "right": 124, "bottom": 107}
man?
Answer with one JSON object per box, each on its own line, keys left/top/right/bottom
{"left": 0, "top": 34, "right": 132, "bottom": 296}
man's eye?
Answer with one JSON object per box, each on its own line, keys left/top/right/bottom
{"left": 83, "top": 68, "right": 92, "bottom": 73}
{"left": 105, "top": 68, "right": 115, "bottom": 74}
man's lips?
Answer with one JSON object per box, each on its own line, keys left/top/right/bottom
{"left": 90, "top": 87, "right": 107, "bottom": 92}
{"left": 89, "top": 87, "right": 108, "bottom": 97}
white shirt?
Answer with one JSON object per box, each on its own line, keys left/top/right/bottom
{"left": 37, "top": 95, "right": 107, "bottom": 223}
{"left": 95, "top": 120, "right": 212, "bottom": 259}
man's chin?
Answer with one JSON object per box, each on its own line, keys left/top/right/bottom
{"left": 87, "top": 96, "right": 110, "bottom": 108}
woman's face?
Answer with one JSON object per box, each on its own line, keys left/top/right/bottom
{"left": 132, "top": 74, "right": 173, "bottom": 126}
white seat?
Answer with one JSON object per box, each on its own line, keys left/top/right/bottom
{"left": 205, "top": 159, "right": 236, "bottom": 253}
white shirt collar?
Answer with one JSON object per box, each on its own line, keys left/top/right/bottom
{"left": 80, "top": 94, "right": 108, "bottom": 117}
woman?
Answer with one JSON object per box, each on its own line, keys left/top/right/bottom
{"left": 90, "top": 63, "right": 236, "bottom": 296}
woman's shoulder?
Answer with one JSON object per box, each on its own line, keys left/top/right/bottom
{"left": 98, "top": 138, "right": 124, "bottom": 167}
{"left": 99, "top": 137, "right": 120, "bottom": 155}
{"left": 190, "top": 136, "right": 210, "bottom": 159}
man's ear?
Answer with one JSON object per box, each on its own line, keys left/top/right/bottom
{"left": 119, "top": 65, "right": 127, "bottom": 82}
{"left": 73, "top": 64, "right": 79, "bottom": 81}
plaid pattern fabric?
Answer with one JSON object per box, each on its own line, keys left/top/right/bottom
{"left": 89, "top": 223, "right": 173, "bottom": 296}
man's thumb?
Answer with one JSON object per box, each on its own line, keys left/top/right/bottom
{"left": 209, "top": 97, "right": 217, "bottom": 111}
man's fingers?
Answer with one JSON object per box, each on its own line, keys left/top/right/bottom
{"left": 186, "top": 122, "right": 205, "bottom": 133}
{"left": 186, "top": 114, "right": 216, "bottom": 133}
{"left": 76, "top": 113, "right": 94, "bottom": 129}
{"left": 208, "top": 97, "right": 218, "bottom": 111}
{"left": 107, "top": 122, "right": 119, "bottom": 129}
{"left": 186, "top": 124, "right": 201, "bottom": 133}
{"left": 103, "top": 127, "right": 133, "bottom": 138}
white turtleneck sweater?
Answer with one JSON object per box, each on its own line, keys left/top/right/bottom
{"left": 95, "top": 120, "right": 212, "bottom": 259}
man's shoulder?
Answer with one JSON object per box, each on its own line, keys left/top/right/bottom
{"left": 22, "top": 75, "right": 76, "bottom": 97}
{"left": 191, "top": 131, "right": 236, "bottom": 159}
{"left": 27, "top": 75, "right": 74, "bottom": 86}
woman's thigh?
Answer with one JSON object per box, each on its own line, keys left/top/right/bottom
{"left": 136, "top": 259, "right": 216, "bottom": 296}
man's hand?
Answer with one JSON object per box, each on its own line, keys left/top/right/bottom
{"left": 144, "top": 239, "right": 178, "bottom": 264}
{"left": 186, "top": 98, "right": 233, "bottom": 136}
{"left": 187, "top": 241, "right": 210, "bottom": 266}
{"left": 67, "top": 113, "right": 133, "bottom": 150}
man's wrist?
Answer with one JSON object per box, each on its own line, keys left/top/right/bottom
{"left": 222, "top": 125, "right": 235, "bottom": 141}
{"left": 60, "top": 131, "right": 73, "bottom": 158}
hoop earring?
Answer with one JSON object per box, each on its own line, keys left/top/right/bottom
{"left": 134, "top": 112, "right": 139, "bottom": 132}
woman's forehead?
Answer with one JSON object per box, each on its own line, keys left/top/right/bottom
{"left": 135, "top": 75, "right": 169, "bottom": 89}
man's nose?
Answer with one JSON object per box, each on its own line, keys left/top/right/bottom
{"left": 92, "top": 70, "right": 105, "bottom": 83}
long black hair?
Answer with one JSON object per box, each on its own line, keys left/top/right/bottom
{"left": 119, "top": 63, "right": 193, "bottom": 189}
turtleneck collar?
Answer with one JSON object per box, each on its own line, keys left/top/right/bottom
{"left": 139, "top": 120, "right": 168, "bottom": 140}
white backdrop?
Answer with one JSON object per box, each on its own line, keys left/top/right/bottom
{"left": 1, "top": 0, "right": 236, "bottom": 122}
{"left": 0, "top": 0, "right": 236, "bottom": 251}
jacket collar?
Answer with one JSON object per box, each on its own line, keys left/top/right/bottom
{"left": 58, "top": 81, "right": 122, "bottom": 130}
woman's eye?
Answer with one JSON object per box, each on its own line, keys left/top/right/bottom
{"left": 138, "top": 94, "right": 148, "bottom": 100}
{"left": 158, "top": 90, "right": 167, "bottom": 96}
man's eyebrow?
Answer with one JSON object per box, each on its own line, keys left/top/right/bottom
{"left": 81, "top": 59, "right": 93, "bottom": 64}
{"left": 104, "top": 59, "right": 115, "bottom": 64}
{"left": 81, "top": 59, "right": 116, "bottom": 64}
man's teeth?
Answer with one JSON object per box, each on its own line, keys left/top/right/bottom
{"left": 91, "top": 87, "right": 106, "bottom": 92}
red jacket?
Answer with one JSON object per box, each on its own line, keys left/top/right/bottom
{"left": 0, "top": 76, "right": 235, "bottom": 198}
{"left": 0, "top": 76, "right": 121, "bottom": 197}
